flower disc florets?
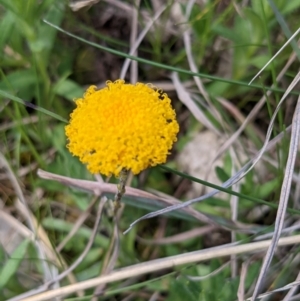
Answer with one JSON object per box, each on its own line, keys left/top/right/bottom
{"left": 65, "top": 79, "right": 179, "bottom": 176}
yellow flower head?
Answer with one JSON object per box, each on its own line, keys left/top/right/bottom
{"left": 65, "top": 79, "right": 179, "bottom": 176}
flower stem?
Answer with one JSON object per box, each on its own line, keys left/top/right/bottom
{"left": 114, "top": 168, "right": 129, "bottom": 212}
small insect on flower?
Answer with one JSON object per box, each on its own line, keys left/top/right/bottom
{"left": 65, "top": 79, "right": 179, "bottom": 177}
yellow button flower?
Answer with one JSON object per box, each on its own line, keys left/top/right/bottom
{"left": 65, "top": 79, "right": 179, "bottom": 177}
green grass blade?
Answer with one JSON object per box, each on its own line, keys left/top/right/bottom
{"left": 43, "top": 20, "right": 300, "bottom": 96}
{"left": 0, "top": 89, "right": 67, "bottom": 123}
{"left": 268, "top": 0, "right": 300, "bottom": 60}
{"left": 160, "top": 165, "right": 300, "bottom": 215}
{"left": 124, "top": 163, "right": 300, "bottom": 234}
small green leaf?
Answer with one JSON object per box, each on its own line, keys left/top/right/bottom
{"left": 256, "top": 178, "right": 279, "bottom": 199}
{"left": 0, "top": 11, "right": 15, "bottom": 49}
{"left": 54, "top": 79, "right": 85, "bottom": 101}
{"left": 0, "top": 69, "right": 39, "bottom": 100}
{"left": 250, "top": 54, "right": 272, "bottom": 69}
{"left": 167, "top": 277, "right": 200, "bottom": 301}
{"left": 0, "top": 239, "right": 30, "bottom": 289}
{"left": 32, "top": 3, "right": 65, "bottom": 60}
{"left": 215, "top": 166, "right": 230, "bottom": 182}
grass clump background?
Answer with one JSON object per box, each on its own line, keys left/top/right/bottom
{"left": 1, "top": 0, "right": 300, "bottom": 300}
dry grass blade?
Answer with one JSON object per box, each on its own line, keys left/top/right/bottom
{"left": 183, "top": 0, "right": 216, "bottom": 111}
{"left": 238, "top": 258, "right": 252, "bottom": 301}
{"left": 103, "top": 0, "right": 132, "bottom": 12}
{"left": 250, "top": 94, "right": 300, "bottom": 300}
{"left": 0, "top": 204, "right": 84, "bottom": 298}
{"left": 93, "top": 208, "right": 122, "bottom": 298}
{"left": 120, "top": 3, "right": 167, "bottom": 80}
{"left": 56, "top": 196, "right": 98, "bottom": 252}
{"left": 185, "top": 262, "right": 230, "bottom": 281}
{"left": 69, "top": 0, "right": 100, "bottom": 11}
{"left": 217, "top": 97, "right": 264, "bottom": 140}
{"left": 230, "top": 165, "right": 240, "bottom": 278}
{"left": 254, "top": 223, "right": 300, "bottom": 241}
{"left": 137, "top": 226, "right": 216, "bottom": 245}
{"left": 282, "top": 272, "right": 300, "bottom": 301}
{"left": 0, "top": 115, "right": 39, "bottom": 131}
{"left": 16, "top": 235, "right": 300, "bottom": 301}
{"left": 52, "top": 197, "right": 107, "bottom": 284}
{"left": 128, "top": 0, "right": 140, "bottom": 83}
{"left": 124, "top": 157, "right": 253, "bottom": 233}
{"left": 124, "top": 70, "right": 300, "bottom": 233}
{"left": 215, "top": 48, "right": 297, "bottom": 158}
{"left": 0, "top": 153, "right": 56, "bottom": 284}
{"left": 37, "top": 169, "right": 213, "bottom": 225}
{"left": 149, "top": 291, "right": 160, "bottom": 301}
{"left": 249, "top": 279, "right": 300, "bottom": 300}
{"left": 125, "top": 123, "right": 292, "bottom": 233}
{"left": 249, "top": 27, "right": 300, "bottom": 85}
{"left": 0, "top": 210, "right": 34, "bottom": 242}
{"left": 221, "top": 70, "right": 300, "bottom": 173}
{"left": 9, "top": 196, "right": 107, "bottom": 301}
{"left": 171, "top": 72, "right": 220, "bottom": 134}
{"left": 37, "top": 169, "right": 169, "bottom": 199}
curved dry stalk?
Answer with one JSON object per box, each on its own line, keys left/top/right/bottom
{"left": 37, "top": 168, "right": 213, "bottom": 225}
{"left": 37, "top": 169, "right": 175, "bottom": 200}
{"left": 185, "top": 261, "right": 230, "bottom": 281}
{"left": 9, "top": 196, "right": 107, "bottom": 301}
{"left": 122, "top": 160, "right": 246, "bottom": 234}
{"left": 183, "top": 3, "right": 210, "bottom": 104}
{"left": 48, "top": 196, "right": 107, "bottom": 282}
{"left": 56, "top": 196, "right": 98, "bottom": 252}
{"left": 182, "top": 0, "right": 223, "bottom": 127}
{"left": 254, "top": 223, "right": 300, "bottom": 241}
{"left": 250, "top": 278, "right": 300, "bottom": 300}
{"left": 69, "top": 0, "right": 100, "bottom": 11}
{"left": 137, "top": 226, "right": 216, "bottom": 245}
{"left": 171, "top": 72, "right": 220, "bottom": 134}
{"left": 230, "top": 160, "right": 240, "bottom": 278}
{"left": 0, "top": 205, "right": 84, "bottom": 298}
{"left": 217, "top": 96, "right": 265, "bottom": 141}
{"left": 249, "top": 27, "right": 300, "bottom": 84}
{"left": 0, "top": 115, "right": 39, "bottom": 132}
{"left": 282, "top": 272, "right": 300, "bottom": 301}
{"left": 105, "top": 214, "right": 122, "bottom": 273}
{"left": 128, "top": 0, "right": 139, "bottom": 83}
{"left": 251, "top": 95, "right": 300, "bottom": 300}
{"left": 119, "top": 3, "right": 168, "bottom": 79}
{"left": 0, "top": 152, "right": 56, "bottom": 285}
{"left": 17, "top": 234, "right": 300, "bottom": 301}
{"left": 214, "top": 46, "right": 298, "bottom": 161}
{"left": 125, "top": 69, "right": 300, "bottom": 233}
{"left": 93, "top": 207, "right": 122, "bottom": 298}
{"left": 237, "top": 257, "right": 253, "bottom": 301}
{"left": 149, "top": 291, "right": 160, "bottom": 301}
